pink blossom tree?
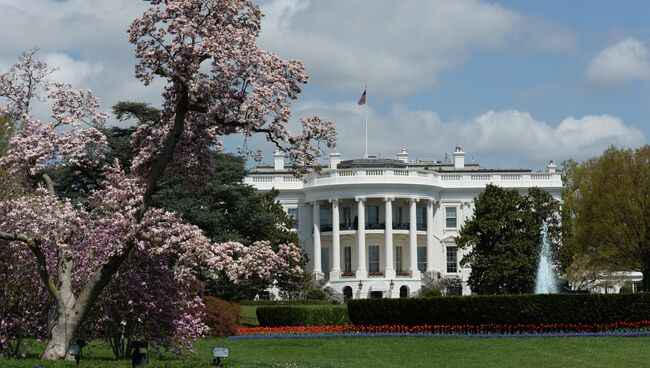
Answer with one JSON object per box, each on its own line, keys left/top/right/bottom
{"left": 0, "top": 0, "right": 335, "bottom": 360}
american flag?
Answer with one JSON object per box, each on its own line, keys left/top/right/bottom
{"left": 357, "top": 89, "right": 367, "bottom": 105}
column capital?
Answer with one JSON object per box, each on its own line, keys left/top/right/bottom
{"left": 328, "top": 198, "right": 339, "bottom": 204}
{"left": 409, "top": 197, "right": 419, "bottom": 204}
{"left": 383, "top": 196, "right": 395, "bottom": 202}
{"left": 355, "top": 196, "right": 366, "bottom": 202}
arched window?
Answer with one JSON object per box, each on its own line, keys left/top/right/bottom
{"left": 399, "top": 285, "right": 409, "bottom": 298}
{"left": 343, "top": 286, "right": 353, "bottom": 301}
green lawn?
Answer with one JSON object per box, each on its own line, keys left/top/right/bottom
{"left": 3, "top": 336, "right": 650, "bottom": 367}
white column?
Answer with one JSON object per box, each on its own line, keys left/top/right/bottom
{"left": 312, "top": 200, "right": 322, "bottom": 277}
{"left": 426, "top": 199, "right": 435, "bottom": 273}
{"left": 356, "top": 197, "right": 367, "bottom": 278}
{"left": 384, "top": 197, "right": 395, "bottom": 279}
{"left": 330, "top": 198, "right": 341, "bottom": 279}
{"left": 409, "top": 198, "right": 420, "bottom": 278}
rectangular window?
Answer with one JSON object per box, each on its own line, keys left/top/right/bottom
{"left": 395, "top": 206, "right": 403, "bottom": 226}
{"left": 369, "top": 245, "right": 380, "bottom": 273}
{"left": 287, "top": 208, "right": 299, "bottom": 229}
{"left": 446, "top": 286, "right": 462, "bottom": 296}
{"left": 395, "top": 246, "right": 403, "bottom": 273}
{"left": 367, "top": 205, "right": 379, "bottom": 226}
{"left": 320, "top": 207, "right": 330, "bottom": 227}
{"left": 321, "top": 247, "right": 329, "bottom": 274}
{"left": 446, "top": 246, "right": 458, "bottom": 273}
{"left": 344, "top": 247, "right": 352, "bottom": 273}
{"left": 416, "top": 207, "right": 426, "bottom": 230}
{"left": 445, "top": 207, "right": 457, "bottom": 228}
{"left": 343, "top": 207, "right": 351, "bottom": 228}
{"left": 417, "top": 247, "right": 427, "bottom": 272}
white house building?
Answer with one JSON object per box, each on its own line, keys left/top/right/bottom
{"left": 245, "top": 147, "right": 563, "bottom": 299}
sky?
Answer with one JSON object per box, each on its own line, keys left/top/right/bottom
{"left": 1, "top": 0, "right": 649, "bottom": 170}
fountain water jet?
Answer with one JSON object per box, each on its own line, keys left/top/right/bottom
{"left": 534, "top": 222, "right": 559, "bottom": 294}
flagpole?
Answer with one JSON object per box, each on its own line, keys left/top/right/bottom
{"left": 364, "top": 85, "right": 368, "bottom": 158}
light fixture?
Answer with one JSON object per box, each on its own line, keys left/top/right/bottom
{"left": 131, "top": 340, "right": 148, "bottom": 367}
{"left": 67, "top": 339, "right": 86, "bottom": 367}
{"left": 212, "top": 346, "right": 230, "bottom": 366}
{"left": 390, "top": 279, "right": 394, "bottom": 288}
{"left": 358, "top": 280, "right": 363, "bottom": 290}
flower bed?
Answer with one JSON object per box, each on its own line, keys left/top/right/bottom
{"left": 235, "top": 321, "right": 650, "bottom": 338}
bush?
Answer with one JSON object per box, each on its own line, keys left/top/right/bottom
{"left": 239, "top": 300, "right": 333, "bottom": 306}
{"left": 347, "top": 293, "right": 650, "bottom": 326}
{"left": 202, "top": 296, "right": 241, "bottom": 337}
{"left": 256, "top": 306, "right": 350, "bottom": 327}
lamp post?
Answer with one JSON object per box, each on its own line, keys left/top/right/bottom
{"left": 131, "top": 341, "right": 148, "bottom": 368}
{"left": 67, "top": 339, "right": 86, "bottom": 367}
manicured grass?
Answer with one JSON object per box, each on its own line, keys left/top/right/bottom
{"left": 240, "top": 305, "right": 260, "bottom": 326}
{"left": 4, "top": 336, "right": 650, "bottom": 367}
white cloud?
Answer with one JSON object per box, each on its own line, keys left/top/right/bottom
{"left": 586, "top": 37, "right": 650, "bottom": 87}
{"left": 259, "top": 0, "right": 576, "bottom": 98}
{"left": 44, "top": 52, "right": 104, "bottom": 87}
{"left": 291, "top": 102, "right": 644, "bottom": 169}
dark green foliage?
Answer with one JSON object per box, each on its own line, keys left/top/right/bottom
{"left": 457, "top": 184, "right": 561, "bottom": 294}
{"left": 239, "top": 300, "right": 334, "bottom": 306}
{"left": 256, "top": 306, "right": 350, "bottom": 327}
{"left": 347, "top": 293, "right": 650, "bottom": 326}
{"left": 112, "top": 101, "right": 160, "bottom": 125}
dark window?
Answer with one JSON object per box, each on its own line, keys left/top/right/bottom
{"left": 343, "top": 286, "right": 353, "bottom": 301}
{"left": 369, "top": 245, "right": 380, "bottom": 273}
{"left": 417, "top": 247, "right": 426, "bottom": 272}
{"left": 370, "top": 291, "right": 383, "bottom": 299}
{"left": 343, "top": 207, "right": 351, "bottom": 228}
{"left": 445, "top": 207, "right": 457, "bottom": 228}
{"left": 287, "top": 208, "right": 299, "bottom": 229}
{"left": 399, "top": 285, "right": 409, "bottom": 298}
{"left": 368, "top": 205, "right": 379, "bottom": 226}
{"left": 446, "top": 246, "right": 458, "bottom": 273}
{"left": 344, "top": 247, "right": 352, "bottom": 273}
{"left": 416, "top": 207, "right": 426, "bottom": 230}
{"left": 446, "top": 286, "right": 462, "bottom": 296}
{"left": 320, "top": 207, "right": 330, "bottom": 228}
{"left": 395, "top": 246, "right": 403, "bottom": 273}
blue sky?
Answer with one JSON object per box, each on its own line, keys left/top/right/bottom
{"left": 1, "top": 0, "right": 649, "bottom": 169}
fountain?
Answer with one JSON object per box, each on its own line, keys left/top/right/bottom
{"left": 534, "top": 222, "right": 559, "bottom": 294}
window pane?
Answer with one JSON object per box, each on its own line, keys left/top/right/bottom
{"left": 445, "top": 207, "right": 457, "bottom": 228}
{"left": 287, "top": 208, "right": 299, "bottom": 229}
{"left": 416, "top": 207, "right": 425, "bottom": 225}
{"left": 320, "top": 207, "right": 330, "bottom": 226}
{"left": 369, "top": 245, "right": 380, "bottom": 272}
{"left": 344, "top": 247, "right": 352, "bottom": 273}
{"left": 395, "top": 246, "right": 403, "bottom": 272}
{"left": 417, "top": 247, "right": 426, "bottom": 272}
{"left": 368, "top": 206, "right": 379, "bottom": 225}
{"left": 446, "top": 246, "right": 458, "bottom": 273}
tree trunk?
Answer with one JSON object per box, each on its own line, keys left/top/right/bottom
{"left": 41, "top": 306, "right": 80, "bottom": 360}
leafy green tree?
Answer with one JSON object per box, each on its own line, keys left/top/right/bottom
{"left": 569, "top": 145, "right": 650, "bottom": 291}
{"left": 457, "top": 184, "right": 561, "bottom": 294}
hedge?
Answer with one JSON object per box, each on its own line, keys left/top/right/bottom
{"left": 256, "top": 306, "right": 350, "bottom": 327}
{"left": 347, "top": 293, "right": 650, "bottom": 326}
{"left": 239, "top": 300, "right": 334, "bottom": 306}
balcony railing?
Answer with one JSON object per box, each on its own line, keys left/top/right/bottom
{"left": 319, "top": 223, "right": 428, "bottom": 231}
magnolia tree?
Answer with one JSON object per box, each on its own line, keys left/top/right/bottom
{"left": 0, "top": 0, "right": 335, "bottom": 360}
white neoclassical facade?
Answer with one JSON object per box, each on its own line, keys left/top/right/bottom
{"left": 245, "top": 147, "right": 563, "bottom": 299}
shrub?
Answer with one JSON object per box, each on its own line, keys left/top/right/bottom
{"left": 256, "top": 306, "right": 350, "bottom": 327}
{"left": 347, "top": 293, "right": 650, "bottom": 326}
{"left": 202, "top": 296, "right": 241, "bottom": 337}
{"left": 239, "top": 300, "right": 333, "bottom": 306}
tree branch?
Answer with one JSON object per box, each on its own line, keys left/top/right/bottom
{"left": 42, "top": 173, "right": 54, "bottom": 195}
{"left": 0, "top": 231, "right": 63, "bottom": 307}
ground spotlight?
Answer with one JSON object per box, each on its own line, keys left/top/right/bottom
{"left": 212, "top": 346, "right": 229, "bottom": 366}
{"left": 131, "top": 340, "right": 148, "bottom": 368}
{"left": 67, "top": 339, "right": 86, "bottom": 367}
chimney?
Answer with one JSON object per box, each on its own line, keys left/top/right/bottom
{"left": 547, "top": 160, "right": 557, "bottom": 173}
{"left": 397, "top": 149, "right": 409, "bottom": 163}
{"left": 453, "top": 146, "right": 465, "bottom": 169}
{"left": 330, "top": 152, "right": 341, "bottom": 169}
{"left": 273, "top": 150, "right": 285, "bottom": 171}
